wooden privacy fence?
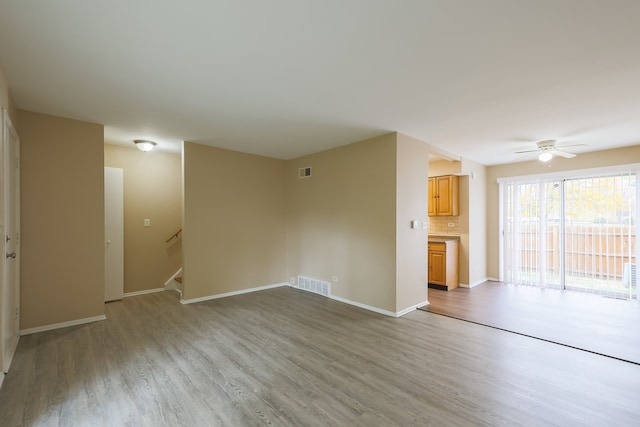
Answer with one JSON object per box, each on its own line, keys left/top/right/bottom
{"left": 509, "top": 223, "right": 636, "bottom": 279}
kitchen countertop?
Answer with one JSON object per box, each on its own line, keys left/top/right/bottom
{"left": 428, "top": 235, "right": 460, "bottom": 242}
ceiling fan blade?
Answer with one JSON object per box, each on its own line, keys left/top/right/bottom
{"left": 556, "top": 143, "right": 587, "bottom": 149}
{"left": 551, "top": 150, "right": 576, "bottom": 159}
{"left": 514, "top": 149, "right": 539, "bottom": 154}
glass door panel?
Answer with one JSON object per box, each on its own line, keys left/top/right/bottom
{"left": 564, "top": 174, "right": 636, "bottom": 298}
{"left": 504, "top": 180, "right": 562, "bottom": 288}
{"left": 503, "top": 171, "right": 637, "bottom": 299}
{"left": 541, "top": 181, "right": 562, "bottom": 289}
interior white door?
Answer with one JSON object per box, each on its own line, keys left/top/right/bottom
{"left": 2, "top": 108, "right": 20, "bottom": 373}
{"left": 104, "top": 167, "right": 124, "bottom": 302}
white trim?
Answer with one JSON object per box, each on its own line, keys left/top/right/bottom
{"left": 178, "top": 280, "right": 427, "bottom": 317}
{"left": 20, "top": 315, "right": 107, "bottom": 336}
{"left": 164, "top": 268, "right": 183, "bottom": 287}
{"left": 180, "top": 282, "right": 289, "bottom": 304}
{"left": 328, "top": 294, "right": 397, "bottom": 317}
{"left": 0, "top": 372, "right": 4, "bottom": 390}
{"left": 123, "top": 288, "right": 164, "bottom": 298}
{"left": 487, "top": 277, "right": 501, "bottom": 282}
{"left": 459, "top": 278, "right": 489, "bottom": 288}
{"left": 328, "top": 295, "right": 427, "bottom": 318}
{"left": 396, "top": 300, "right": 429, "bottom": 317}
{"left": 498, "top": 181, "right": 505, "bottom": 282}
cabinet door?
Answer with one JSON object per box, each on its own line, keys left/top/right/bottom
{"left": 436, "top": 176, "right": 452, "bottom": 216}
{"left": 427, "top": 177, "right": 436, "bottom": 216}
{"left": 429, "top": 251, "right": 446, "bottom": 285}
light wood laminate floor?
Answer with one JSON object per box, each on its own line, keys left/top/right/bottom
{"left": 1, "top": 287, "right": 639, "bottom": 426}
{"left": 424, "top": 282, "right": 640, "bottom": 364}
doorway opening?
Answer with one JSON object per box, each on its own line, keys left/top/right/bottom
{"left": 501, "top": 168, "right": 638, "bottom": 300}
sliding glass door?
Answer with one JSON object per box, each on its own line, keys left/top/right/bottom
{"left": 502, "top": 170, "right": 637, "bottom": 299}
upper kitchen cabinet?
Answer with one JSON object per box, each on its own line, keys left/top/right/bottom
{"left": 428, "top": 175, "right": 459, "bottom": 216}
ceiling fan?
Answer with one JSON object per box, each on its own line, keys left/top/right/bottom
{"left": 515, "top": 140, "right": 586, "bottom": 162}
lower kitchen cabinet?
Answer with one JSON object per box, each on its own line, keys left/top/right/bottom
{"left": 428, "top": 240, "right": 459, "bottom": 291}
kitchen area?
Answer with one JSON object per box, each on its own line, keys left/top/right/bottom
{"left": 428, "top": 160, "right": 465, "bottom": 291}
{"left": 427, "top": 156, "right": 488, "bottom": 291}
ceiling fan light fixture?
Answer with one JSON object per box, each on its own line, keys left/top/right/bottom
{"left": 539, "top": 152, "right": 553, "bottom": 162}
{"left": 134, "top": 140, "right": 157, "bottom": 152}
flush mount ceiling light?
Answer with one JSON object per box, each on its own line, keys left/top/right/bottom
{"left": 538, "top": 151, "right": 553, "bottom": 162}
{"left": 134, "top": 140, "right": 157, "bottom": 152}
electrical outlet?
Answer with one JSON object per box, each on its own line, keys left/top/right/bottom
{"left": 289, "top": 277, "right": 296, "bottom": 285}
{"left": 448, "top": 222, "right": 455, "bottom": 227}
{"left": 331, "top": 276, "right": 338, "bottom": 282}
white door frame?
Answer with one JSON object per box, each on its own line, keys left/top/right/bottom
{"left": 104, "top": 167, "right": 124, "bottom": 302}
{"left": 1, "top": 108, "right": 20, "bottom": 373}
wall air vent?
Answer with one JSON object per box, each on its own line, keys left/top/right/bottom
{"left": 298, "top": 166, "right": 312, "bottom": 179}
{"left": 296, "top": 276, "right": 330, "bottom": 297}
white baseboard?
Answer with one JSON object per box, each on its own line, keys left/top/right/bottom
{"left": 459, "top": 277, "right": 489, "bottom": 288}
{"left": 164, "top": 268, "right": 183, "bottom": 287}
{"left": 328, "top": 295, "right": 426, "bottom": 318}
{"left": 396, "top": 300, "right": 429, "bottom": 317}
{"left": 328, "top": 294, "right": 397, "bottom": 317}
{"left": 180, "top": 282, "right": 289, "bottom": 304}
{"left": 124, "top": 288, "right": 165, "bottom": 298}
{"left": 487, "top": 277, "right": 501, "bottom": 282}
{"left": 179, "top": 280, "right": 425, "bottom": 318}
{"left": 20, "top": 314, "right": 107, "bottom": 336}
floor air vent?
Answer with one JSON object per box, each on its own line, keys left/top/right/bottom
{"left": 623, "top": 263, "right": 636, "bottom": 287}
{"left": 296, "top": 276, "right": 330, "bottom": 297}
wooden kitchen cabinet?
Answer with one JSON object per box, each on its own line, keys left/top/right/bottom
{"left": 428, "top": 175, "right": 459, "bottom": 216}
{"left": 428, "top": 240, "right": 459, "bottom": 290}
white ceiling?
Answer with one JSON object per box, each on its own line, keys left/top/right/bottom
{"left": 1, "top": 1, "right": 639, "bottom": 165}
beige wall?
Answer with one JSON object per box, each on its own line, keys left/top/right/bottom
{"left": 461, "top": 158, "right": 487, "bottom": 285}
{"left": 428, "top": 159, "right": 461, "bottom": 177}
{"left": 458, "top": 175, "right": 470, "bottom": 284}
{"left": 486, "top": 145, "right": 640, "bottom": 279}
{"left": 182, "top": 142, "right": 287, "bottom": 300}
{"left": 286, "top": 133, "right": 398, "bottom": 312}
{"left": 395, "top": 133, "right": 429, "bottom": 311}
{"left": 104, "top": 144, "right": 182, "bottom": 293}
{"left": 183, "top": 132, "right": 429, "bottom": 314}
{"left": 0, "top": 64, "right": 17, "bottom": 124}
{"left": 19, "top": 110, "right": 104, "bottom": 329}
